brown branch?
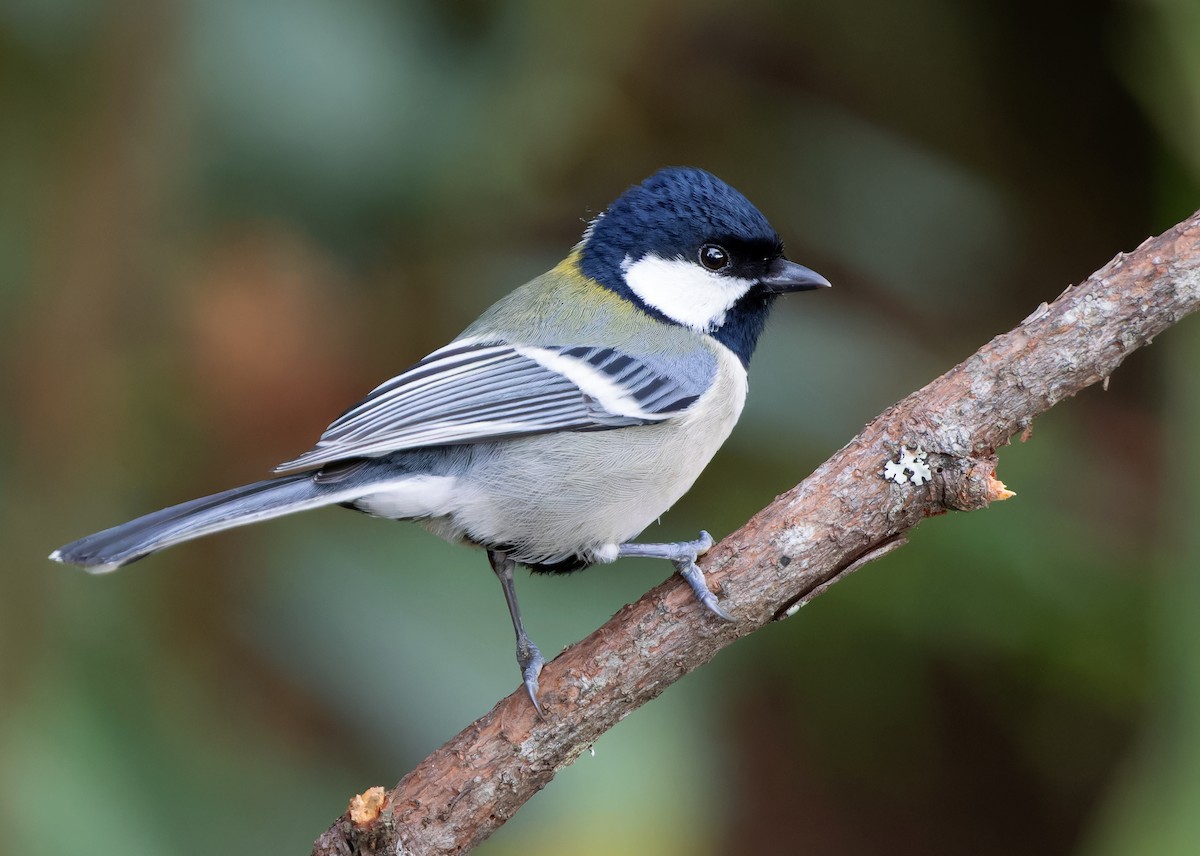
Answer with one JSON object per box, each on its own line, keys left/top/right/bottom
{"left": 313, "top": 210, "right": 1200, "bottom": 855}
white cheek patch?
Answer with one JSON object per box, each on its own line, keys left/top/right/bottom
{"left": 621, "top": 254, "right": 755, "bottom": 332}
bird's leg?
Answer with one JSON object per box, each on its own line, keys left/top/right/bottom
{"left": 487, "top": 549, "right": 546, "bottom": 716}
{"left": 617, "top": 531, "right": 732, "bottom": 621}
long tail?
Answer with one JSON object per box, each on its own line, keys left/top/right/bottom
{"left": 50, "top": 471, "right": 363, "bottom": 573}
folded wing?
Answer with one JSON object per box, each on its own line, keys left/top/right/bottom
{"left": 274, "top": 339, "right": 710, "bottom": 472}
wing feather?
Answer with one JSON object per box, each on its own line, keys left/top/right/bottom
{"left": 274, "top": 340, "right": 712, "bottom": 472}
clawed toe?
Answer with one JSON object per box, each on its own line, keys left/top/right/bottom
{"left": 519, "top": 646, "right": 546, "bottom": 717}
{"left": 696, "top": 588, "right": 733, "bottom": 621}
{"left": 676, "top": 558, "right": 734, "bottom": 621}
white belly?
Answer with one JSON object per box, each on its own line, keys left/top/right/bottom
{"left": 435, "top": 343, "right": 748, "bottom": 564}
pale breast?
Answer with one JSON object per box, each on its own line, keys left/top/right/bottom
{"left": 443, "top": 342, "right": 748, "bottom": 564}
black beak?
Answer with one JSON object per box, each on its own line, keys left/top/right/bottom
{"left": 759, "top": 258, "right": 832, "bottom": 294}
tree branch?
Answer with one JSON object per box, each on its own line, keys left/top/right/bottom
{"left": 313, "top": 210, "right": 1200, "bottom": 855}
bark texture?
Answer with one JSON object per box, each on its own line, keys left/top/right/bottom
{"left": 313, "top": 210, "right": 1200, "bottom": 856}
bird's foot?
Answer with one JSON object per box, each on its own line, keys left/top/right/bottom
{"left": 617, "top": 531, "right": 732, "bottom": 620}
{"left": 517, "top": 636, "right": 546, "bottom": 717}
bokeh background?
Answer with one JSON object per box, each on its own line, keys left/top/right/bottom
{"left": 3, "top": 1, "right": 1200, "bottom": 854}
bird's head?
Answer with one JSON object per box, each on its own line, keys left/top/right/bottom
{"left": 579, "top": 167, "right": 829, "bottom": 365}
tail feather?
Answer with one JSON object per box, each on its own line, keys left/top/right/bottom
{"left": 50, "top": 472, "right": 359, "bottom": 573}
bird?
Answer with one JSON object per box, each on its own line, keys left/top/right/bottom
{"left": 50, "top": 167, "right": 830, "bottom": 713}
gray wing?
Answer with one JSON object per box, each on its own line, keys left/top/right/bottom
{"left": 274, "top": 339, "right": 711, "bottom": 472}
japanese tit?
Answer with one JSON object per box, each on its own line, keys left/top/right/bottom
{"left": 51, "top": 167, "right": 830, "bottom": 712}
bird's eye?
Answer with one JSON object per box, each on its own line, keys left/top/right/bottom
{"left": 699, "top": 243, "right": 730, "bottom": 272}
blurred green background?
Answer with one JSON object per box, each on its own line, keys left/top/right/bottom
{"left": 3, "top": 1, "right": 1199, "bottom": 854}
